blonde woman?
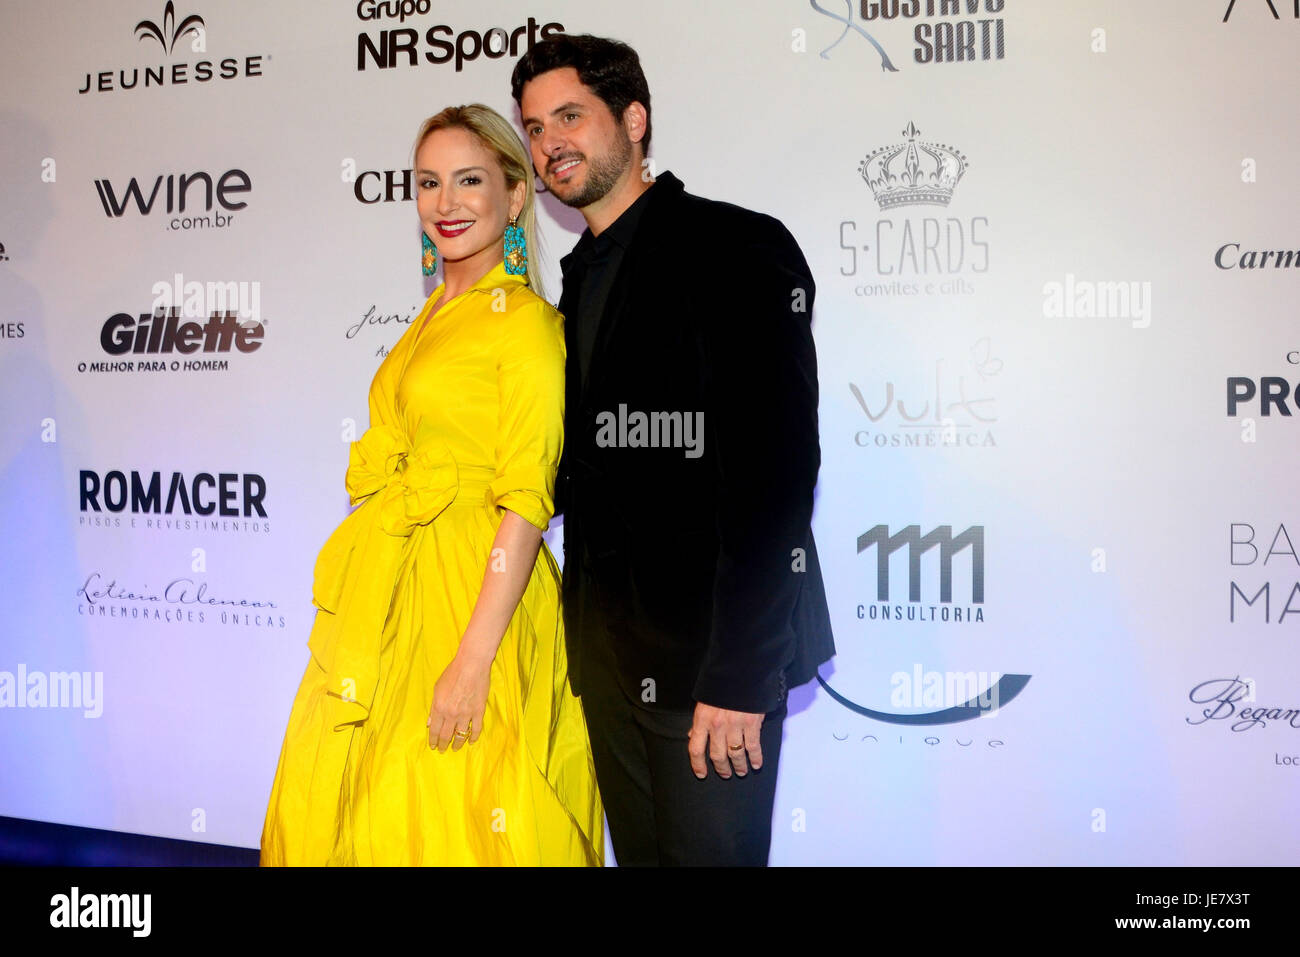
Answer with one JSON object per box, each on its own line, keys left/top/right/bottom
{"left": 260, "top": 104, "right": 602, "bottom": 865}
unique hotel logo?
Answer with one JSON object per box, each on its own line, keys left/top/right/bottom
{"left": 134, "top": 3, "right": 205, "bottom": 54}
{"left": 860, "top": 121, "right": 968, "bottom": 210}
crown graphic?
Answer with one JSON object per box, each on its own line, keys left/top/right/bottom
{"left": 859, "top": 122, "right": 968, "bottom": 210}
{"left": 135, "top": 2, "right": 205, "bottom": 54}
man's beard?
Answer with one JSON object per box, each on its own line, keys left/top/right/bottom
{"left": 550, "top": 132, "right": 632, "bottom": 208}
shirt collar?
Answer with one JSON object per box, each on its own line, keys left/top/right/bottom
{"left": 561, "top": 173, "right": 672, "bottom": 274}
{"left": 599, "top": 179, "right": 655, "bottom": 249}
{"left": 435, "top": 258, "right": 528, "bottom": 301}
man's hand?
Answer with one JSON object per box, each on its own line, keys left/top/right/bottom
{"left": 688, "top": 702, "right": 764, "bottom": 779}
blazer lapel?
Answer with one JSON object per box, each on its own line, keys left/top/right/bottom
{"left": 557, "top": 171, "right": 685, "bottom": 409}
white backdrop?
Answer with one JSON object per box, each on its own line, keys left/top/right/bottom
{"left": 1, "top": 0, "right": 1298, "bottom": 864}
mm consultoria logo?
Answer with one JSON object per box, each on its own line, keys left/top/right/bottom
{"left": 860, "top": 121, "right": 967, "bottom": 210}
{"left": 857, "top": 523, "right": 985, "bottom": 621}
{"left": 135, "top": 2, "right": 205, "bottom": 54}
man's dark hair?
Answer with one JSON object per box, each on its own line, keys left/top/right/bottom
{"left": 511, "top": 34, "right": 652, "bottom": 157}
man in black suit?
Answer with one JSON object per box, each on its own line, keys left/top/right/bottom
{"left": 512, "top": 34, "right": 833, "bottom": 866}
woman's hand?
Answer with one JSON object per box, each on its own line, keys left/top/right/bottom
{"left": 428, "top": 650, "right": 491, "bottom": 752}
{"left": 425, "top": 509, "right": 541, "bottom": 752}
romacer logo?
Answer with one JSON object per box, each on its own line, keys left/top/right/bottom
{"left": 78, "top": 2, "right": 266, "bottom": 95}
{"left": 80, "top": 471, "right": 267, "bottom": 518}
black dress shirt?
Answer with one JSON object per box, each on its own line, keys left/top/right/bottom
{"left": 566, "top": 180, "right": 656, "bottom": 388}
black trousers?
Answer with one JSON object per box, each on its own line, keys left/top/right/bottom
{"left": 578, "top": 633, "right": 787, "bottom": 866}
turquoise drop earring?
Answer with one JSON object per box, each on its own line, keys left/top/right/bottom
{"left": 503, "top": 216, "right": 527, "bottom": 275}
{"left": 421, "top": 231, "right": 438, "bottom": 276}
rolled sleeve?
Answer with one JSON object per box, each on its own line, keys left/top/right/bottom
{"left": 487, "top": 297, "right": 566, "bottom": 531}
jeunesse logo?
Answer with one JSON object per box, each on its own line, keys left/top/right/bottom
{"left": 78, "top": 2, "right": 267, "bottom": 95}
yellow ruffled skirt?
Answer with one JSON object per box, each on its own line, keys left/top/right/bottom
{"left": 260, "top": 425, "right": 603, "bottom": 865}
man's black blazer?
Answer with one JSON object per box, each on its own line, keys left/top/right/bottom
{"left": 554, "top": 170, "right": 834, "bottom": 715}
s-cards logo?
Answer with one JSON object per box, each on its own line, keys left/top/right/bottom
{"left": 839, "top": 121, "right": 989, "bottom": 298}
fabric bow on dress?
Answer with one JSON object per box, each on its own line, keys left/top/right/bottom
{"left": 308, "top": 421, "right": 458, "bottom": 729}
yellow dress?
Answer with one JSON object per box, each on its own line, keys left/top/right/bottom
{"left": 260, "top": 260, "right": 603, "bottom": 865}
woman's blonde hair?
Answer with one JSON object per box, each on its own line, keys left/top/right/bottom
{"left": 412, "top": 104, "right": 545, "bottom": 299}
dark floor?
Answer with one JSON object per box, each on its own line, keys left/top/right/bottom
{"left": 0, "top": 816, "right": 258, "bottom": 866}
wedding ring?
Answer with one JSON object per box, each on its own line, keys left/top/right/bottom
{"left": 728, "top": 743, "right": 744, "bottom": 751}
